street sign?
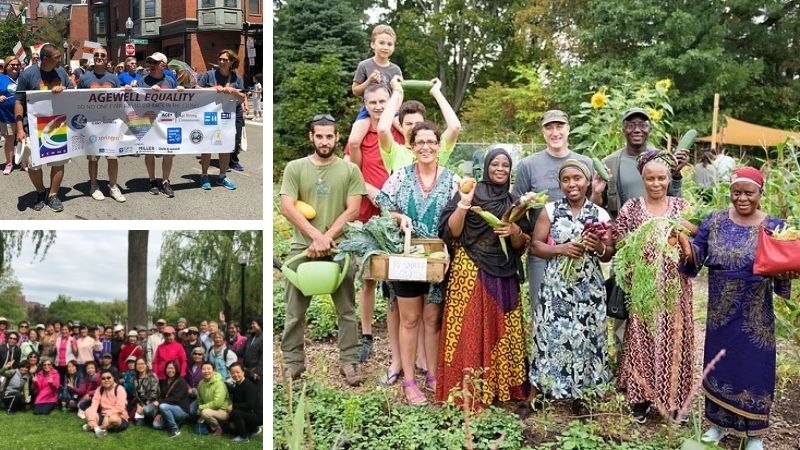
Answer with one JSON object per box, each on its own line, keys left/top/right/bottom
{"left": 131, "top": 39, "right": 149, "bottom": 45}
{"left": 125, "top": 43, "right": 135, "bottom": 56}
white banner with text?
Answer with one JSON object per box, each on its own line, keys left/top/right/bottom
{"left": 26, "top": 89, "right": 237, "bottom": 165}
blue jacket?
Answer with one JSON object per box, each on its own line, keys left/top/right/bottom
{"left": 0, "top": 73, "right": 17, "bottom": 124}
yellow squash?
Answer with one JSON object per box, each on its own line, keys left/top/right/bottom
{"left": 295, "top": 200, "right": 317, "bottom": 220}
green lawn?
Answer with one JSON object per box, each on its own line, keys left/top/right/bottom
{"left": 3, "top": 409, "right": 263, "bottom": 450}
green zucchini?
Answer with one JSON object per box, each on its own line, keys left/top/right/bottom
{"left": 677, "top": 129, "right": 698, "bottom": 150}
{"left": 400, "top": 80, "right": 434, "bottom": 91}
{"left": 592, "top": 157, "right": 610, "bottom": 181}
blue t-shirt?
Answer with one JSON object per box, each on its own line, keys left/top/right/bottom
{"left": 77, "top": 71, "right": 121, "bottom": 89}
{"left": 0, "top": 73, "right": 18, "bottom": 123}
{"left": 118, "top": 71, "right": 143, "bottom": 87}
{"left": 197, "top": 69, "right": 243, "bottom": 116}
{"left": 140, "top": 74, "right": 178, "bottom": 89}
{"left": 16, "top": 65, "right": 73, "bottom": 132}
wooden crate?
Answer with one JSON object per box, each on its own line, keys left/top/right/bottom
{"left": 363, "top": 238, "right": 448, "bottom": 282}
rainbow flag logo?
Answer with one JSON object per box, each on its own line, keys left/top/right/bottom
{"left": 125, "top": 110, "right": 157, "bottom": 140}
{"left": 36, "top": 115, "right": 68, "bottom": 158}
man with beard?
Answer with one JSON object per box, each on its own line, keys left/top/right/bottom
{"left": 279, "top": 114, "right": 365, "bottom": 386}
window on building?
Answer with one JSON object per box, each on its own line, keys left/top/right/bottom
{"left": 145, "top": 0, "right": 156, "bottom": 17}
{"left": 132, "top": 0, "right": 140, "bottom": 20}
{"left": 223, "top": 0, "right": 236, "bottom": 7}
{"left": 95, "top": 12, "right": 106, "bottom": 35}
{"left": 202, "top": 0, "right": 215, "bottom": 7}
{"left": 47, "top": 5, "right": 54, "bottom": 17}
{"left": 248, "top": 0, "right": 259, "bottom": 14}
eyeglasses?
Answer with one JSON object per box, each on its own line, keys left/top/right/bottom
{"left": 414, "top": 140, "right": 439, "bottom": 148}
{"left": 311, "top": 114, "right": 336, "bottom": 123}
{"left": 7, "top": 64, "right": 19, "bottom": 68}
{"left": 42, "top": 363, "right": 52, "bottom": 366}
{"left": 7, "top": 337, "right": 17, "bottom": 340}
{"left": 623, "top": 121, "right": 651, "bottom": 132}
{"left": 101, "top": 376, "right": 113, "bottom": 380}
{"left": 93, "top": 53, "right": 107, "bottom": 58}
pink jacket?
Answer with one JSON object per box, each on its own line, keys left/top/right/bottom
{"left": 86, "top": 383, "right": 129, "bottom": 422}
{"left": 152, "top": 341, "right": 188, "bottom": 380}
{"left": 34, "top": 369, "right": 61, "bottom": 404}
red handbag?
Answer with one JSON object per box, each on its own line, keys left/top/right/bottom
{"left": 753, "top": 227, "right": 800, "bottom": 276}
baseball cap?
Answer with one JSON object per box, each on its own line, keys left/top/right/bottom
{"left": 541, "top": 110, "right": 569, "bottom": 126}
{"left": 177, "top": 317, "right": 187, "bottom": 324}
{"left": 126, "top": 355, "right": 137, "bottom": 362}
{"left": 0, "top": 316, "right": 7, "bottom": 323}
{"left": 127, "top": 330, "right": 138, "bottom": 337}
{"left": 36, "top": 324, "right": 45, "bottom": 330}
{"left": 156, "top": 318, "right": 167, "bottom": 325}
{"left": 146, "top": 52, "right": 168, "bottom": 65}
{"left": 622, "top": 107, "right": 651, "bottom": 122}
{"left": 114, "top": 325, "right": 124, "bottom": 332}
{"left": 163, "top": 326, "right": 175, "bottom": 335}
{"left": 102, "top": 353, "right": 112, "bottom": 359}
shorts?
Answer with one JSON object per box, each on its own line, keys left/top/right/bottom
{"left": 98, "top": 412, "right": 129, "bottom": 432}
{"left": 86, "top": 155, "right": 118, "bottom": 161}
{"left": 19, "top": 137, "right": 67, "bottom": 169}
{"left": 0, "top": 122, "right": 15, "bottom": 137}
{"left": 391, "top": 281, "right": 430, "bottom": 298}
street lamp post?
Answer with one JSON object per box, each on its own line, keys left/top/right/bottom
{"left": 238, "top": 252, "right": 248, "bottom": 329}
{"left": 63, "top": 41, "right": 68, "bottom": 66}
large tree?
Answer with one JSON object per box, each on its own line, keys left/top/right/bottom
{"left": 154, "top": 231, "right": 263, "bottom": 326}
{"left": 127, "top": 230, "right": 149, "bottom": 329}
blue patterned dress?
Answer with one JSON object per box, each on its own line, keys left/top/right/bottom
{"left": 529, "top": 198, "right": 611, "bottom": 398}
{"left": 682, "top": 210, "right": 791, "bottom": 437}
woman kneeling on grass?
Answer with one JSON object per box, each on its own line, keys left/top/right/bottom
{"left": 197, "top": 361, "right": 231, "bottom": 436}
{"left": 226, "top": 363, "right": 262, "bottom": 442}
{"left": 81, "top": 368, "right": 128, "bottom": 438}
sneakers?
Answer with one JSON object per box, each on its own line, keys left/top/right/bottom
{"left": 254, "top": 426, "right": 262, "bottom": 436}
{"left": 631, "top": 402, "right": 650, "bottom": 424}
{"left": 47, "top": 195, "right": 64, "bottom": 212}
{"left": 33, "top": 191, "right": 47, "bottom": 211}
{"left": 3, "top": 163, "right": 11, "bottom": 175}
{"left": 358, "top": 335, "right": 373, "bottom": 363}
{"left": 94, "top": 427, "right": 107, "bottom": 438}
{"left": 212, "top": 427, "right": 224, "bottom": 436}
{"left": 109, "top": 185, "right": 126, "bottom": 203}
{"left": 161, "top": 180, "right": 175, "bottom": 198}
{"left": 77, "top": 409, "right": 86, "bottom": 419}
{"left": 200, "top": 175, "right": 211, "bottom": 190}
{"left": 229, "top": 161, "right": 244, "bottom": 172}
{"left": 149, "top": 179, "right": 160, "bottom": 195}
{"left": 90, "top": 184, "right": 105, "bottom": 200}
{"left": 282, "top": 366, "right": 305, "bottom": 381}
{"left": 745, "top": 437, "right": 764, "bottom": 450}
{"left": 701, "top": 426, "right": 728, "bottom": 444}
{"left": 340, "top": 363, "right": 363, "bottom": 387}
{"left": 82, "top": 424, "right": 92, "bottom": 432}
{"left": 168, "top": 428, "right": 181, "bottom": 438}
{"left": 217, "top": 176, "right": 237, "bottom": 190}
{"left": 232, "top": 435, "right": 250, "bottom": 443}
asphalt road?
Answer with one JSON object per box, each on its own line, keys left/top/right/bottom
{"left": 0, "top": 121, "right": 263, "bottom": 220}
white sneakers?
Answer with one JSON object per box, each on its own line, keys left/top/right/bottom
{"left": 109, "top": 185, "right": 126, "bottom": 202}
{"left": 701, "top": 426, "right": 727, "bottom": 443}
{"left": 90, "top": 184, "right": 126, "bottom": 202}
{"left": 77, "top": 409, "right": 86, "bottom": 419}
{"left": 745, "top": 438, "right": 764, "bottom": 450}
{"left": 81, "top": 424, "right": 91, "bottom": 432}
{"left": 94, "top": 426, "right": 107, "bottom": 438}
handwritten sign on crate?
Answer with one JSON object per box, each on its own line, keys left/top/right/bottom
{"left": 387, "top": 256, "right": 427, "bottom": 281}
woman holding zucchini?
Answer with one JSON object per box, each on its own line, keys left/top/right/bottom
{"left": 680, "top": 167, "right": 795, "bottom": 450}
{"left": 435, "top": 147, "right": 531, "bottom": 409}
{"left": 528, "top": 159, "right": 613, "bottom": 415}
{"left": 612, "top": 149, "right": 694, "bottom": 424}
{"left": 375, "top": 121, "right": 460, "bottom": 405}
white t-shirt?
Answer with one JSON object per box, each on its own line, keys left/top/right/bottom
{"left": 713, "top": 154, "right": 736, "bottom": 182}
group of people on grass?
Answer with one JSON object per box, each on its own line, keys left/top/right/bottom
{"left": 278, "top": 23, "right": 798, "bottom": 450}
{"left": 0, "top": 43, "right": 256, "bottom": 213}
{"left": 0, "top": 315, "right": 263, "bottom": 442}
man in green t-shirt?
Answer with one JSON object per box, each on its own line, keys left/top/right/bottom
{"left": 279, "top": 114, "right": 366, "bottom": 386}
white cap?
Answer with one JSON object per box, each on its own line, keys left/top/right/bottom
{"left": 146, "top": 52, "right": 168, "bottom": 65}
{"left": 114, "top": 325, "right": 124, "bottom": 332}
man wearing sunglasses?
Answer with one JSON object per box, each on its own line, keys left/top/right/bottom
{"left": 76, "top": 46, "right": 126, "bottom": 203}
{"left": 14, "top": 43, "right": 73, "bottom": 212}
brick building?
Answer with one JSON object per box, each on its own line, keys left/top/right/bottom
{"left": 6, "top": 0, "right": 263, "bottom": 87}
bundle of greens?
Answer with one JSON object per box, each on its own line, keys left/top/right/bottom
{"left": 558, "top": 220, "right": 611, "bottom": 282}
{"left": 615, "top": 217, "right": 683, "bottom": 333}
{"left": 504, "top": 191, "right": 549, "bottom": 224}
{"left": 333, "top": 212, "right": 404, "bottom": 276}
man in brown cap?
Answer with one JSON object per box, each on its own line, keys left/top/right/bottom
{"left": 146, "top": 319, "right": 167, "bottom": 369}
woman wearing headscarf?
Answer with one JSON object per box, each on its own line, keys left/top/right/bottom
{"left": 528, "top": 159, "right": 613, "bottom": 415}
{"left": 680, "top": 167, "right": 797, "bottom": 450}
{"left": 435, "top": 147, "right": 531, "bottom": 408}
{"left": 613, "top": 149, "right": 695, "bottom": 424}
{"left": 375, "top": 121, "right": 460, "bottom": 405}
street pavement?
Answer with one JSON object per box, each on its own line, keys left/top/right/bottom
{"left": 0, "top": 120, "right": 263, "bottom": 220}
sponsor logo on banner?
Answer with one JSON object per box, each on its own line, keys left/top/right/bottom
{"left": 159, "top": 112, "right": 175, "bottom": 123}
{"left": 99, "top": 148, "right": 109, "bottom": 154}
{"left": 36, "top": 115, "right": 68, "bottom": 158}
{"left": 212, "top": 130, "right": 223, "bottom": 145}
{"left": 221, "top": 112, "right": 232, "bottom": 120}
{"left": 89, "top": 135, "right": 98, "bottom": 143}
{"left": 190, "top": 130, "right": 203, "bottom": 144}
{"left": 167, "top": 128, "right": 182, "bottom": 144}
{"left": 204, "top": 112, "right": 218, "bottom": 125}
{"left": 71, "top": 114, "right": 88, "bottom": 130}
{"left": 177, "top": 113, "right": 199, "bottom": 123}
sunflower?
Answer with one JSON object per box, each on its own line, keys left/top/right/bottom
{"left": 590, "top": 89, "right": 608, "bottom": 109}
{"left": 655, "top": 79, "right": 672, "bottom": 92}
{"left": 648, "top": 108, "right": 664, "bottom": 122}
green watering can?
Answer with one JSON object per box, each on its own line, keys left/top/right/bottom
{"left": 280, "top": 250, "right": 350, "bottom": 296}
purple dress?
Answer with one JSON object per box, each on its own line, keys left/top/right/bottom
{"left": 682, "top": 210, "right": 791, "bottom": 437}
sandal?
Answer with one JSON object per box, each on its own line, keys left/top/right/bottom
{"left": 424, "top": 372, "right": 437, "bottom": 393}
{"left": 402, "top": 379, "right": 428, "bottom": 406}
{"left": 378, "top": 369, "right": 403, "bottom": 387}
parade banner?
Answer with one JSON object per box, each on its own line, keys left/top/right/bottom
{"left": 25, "top": 89, "right": 237, "bottom": 166}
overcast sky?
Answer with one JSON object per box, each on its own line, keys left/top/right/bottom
{"left": 10, "top": 231, "right": 163, "bottom": 306}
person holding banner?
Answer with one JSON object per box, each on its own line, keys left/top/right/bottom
{"left": 14, "top": 43, "right": 73, "bottom": 212}
{"left": 76, "top": 46, "right": 126, "bottom": 203}
{"left": 139, "top": 52, "right": 182, "bottom": 198}
{"left": 197, "top": 49, "right": 246, "bottom": 187}
{"left": 0, "top": 56, "right": 21, "bottom": 175}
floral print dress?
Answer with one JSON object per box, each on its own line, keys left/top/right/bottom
{"left": 529, "top": 198, "right": 610, "bottom": 399}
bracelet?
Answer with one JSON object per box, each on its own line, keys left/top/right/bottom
{"left": 457, "top": 201, "right": 471, "bottom": 210}
{"left": 597, "top": 245, "right": 607, "bottom": 258}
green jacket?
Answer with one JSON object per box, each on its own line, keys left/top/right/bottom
{"left": 197, "top": 372, "right": 229, "bottom": 411}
